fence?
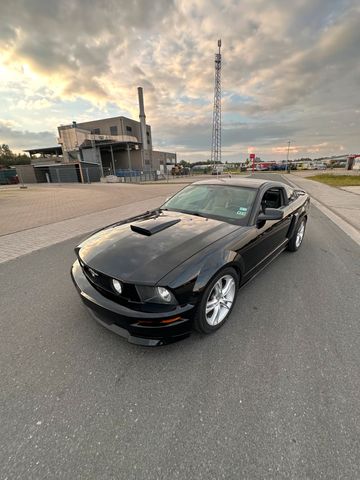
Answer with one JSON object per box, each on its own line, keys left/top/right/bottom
{"left": 34, "top": 164, "right": 101, "bottom": 183}
{"left": 115, "top": 169, "right": 165, "bottom": 183}
{"left": 0, "top": 169, "right": 19, "bottom": 185}
{"left": 80, "top": 164, "right": 102, "bottom": 183}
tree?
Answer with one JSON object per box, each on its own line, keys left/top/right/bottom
{"left": 0, "top": 144, "right": 13, "bottom": 163}
{"left": 0, "top": 144, "right": 30, "bottom": 166}
{"left": 7, "top": 155, "right": 31, "bottom": 165}
{"left": 179, "top": 159, "right": 191, "bottom": 168}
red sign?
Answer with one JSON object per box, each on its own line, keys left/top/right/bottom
{"left": 250, "top": 153, "right": 256, "bottom": 174}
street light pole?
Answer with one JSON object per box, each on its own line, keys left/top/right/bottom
{"left": 286, "top": 140, "right": 291, "bottom": 173}
{"left": 18, "top": 170, "right": 27, "bottom": 189}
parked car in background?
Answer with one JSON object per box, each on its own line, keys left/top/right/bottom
{"left": 211, "top": 166, "right": 224, "bottom": 175}
{"left": 270, "top": 164, "right": 287, "bottom": 171}
{"left": 255, "top": 163, "right": 270, "bottom": 171}
{"left": 314, "top": 163, "right": 327, "bottom": 170}
{"left": 296, "top": 162, "right": 312, "bottom": 170}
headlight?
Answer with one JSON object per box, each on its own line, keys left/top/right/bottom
{"left": 136, "top": 285, "right": 177, "bottom": 305}
{"left": 157, "top": 287, "right": 172, "bottom": 303}
{"left": 112, "top": 279, "right": 123, "bottom": 294}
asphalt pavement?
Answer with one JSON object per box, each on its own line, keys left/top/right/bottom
{"left": 1, "top": 175, "right": 359, "bottom": 479}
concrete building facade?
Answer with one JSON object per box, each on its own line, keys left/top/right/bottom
{"left": 24, "top": 88, "right": 176, "bottom": 182}
{"left": 57, "top": 115, "right": 176, "bottom": 176}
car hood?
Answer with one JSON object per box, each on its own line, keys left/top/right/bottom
{"left": 77, "top": 210, "right": 239, "bottom": 284}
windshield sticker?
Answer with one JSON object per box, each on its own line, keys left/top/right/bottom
{"left": 236, "top": 207, "right": 248, "bottom": 216}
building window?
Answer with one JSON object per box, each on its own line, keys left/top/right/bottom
{"left": 126, "top": 126, "right": 132, "bottom": 133}
{"left": 110, "top": 126, "right": 118, "bottom": 136}
{"left": 145, "top": 160, "right": 150, "bottom": 165}
{"left": 92, "top": 128, "right": 100, "bottom": 135}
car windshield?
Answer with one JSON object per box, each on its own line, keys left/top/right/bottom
{"left": 161, "top": 184, "right": 257, "bottom": 224}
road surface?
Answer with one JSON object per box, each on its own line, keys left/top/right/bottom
{"left": 1, "top": 175, "right": 359, "bottom": 479}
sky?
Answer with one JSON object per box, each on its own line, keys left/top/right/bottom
{"left": 0, "top": 0, "right": 359, "bottom": 162}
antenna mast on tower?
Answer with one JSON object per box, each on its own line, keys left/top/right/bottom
{"left": 211, "top": 39, "right": 222, "bottom": 170}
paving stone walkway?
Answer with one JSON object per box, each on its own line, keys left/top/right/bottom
{"left": 0, "top": 183, "right": 182, "bottom": 236}
{"left": 0, "top": 196, "right": 168, "bottom": 264}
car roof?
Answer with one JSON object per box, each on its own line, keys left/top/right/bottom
{"left": 192, "top": 177, "right": 287, "bottom": 189}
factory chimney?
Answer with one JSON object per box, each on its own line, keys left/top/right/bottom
{"left": 138, "top": 87, "right": 148, "bottom": 152}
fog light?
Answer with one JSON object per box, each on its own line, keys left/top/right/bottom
{"left": 157, "top": 287, "right": 172, "bottom": 303}
{"left": 112, "top": 279, "right": 122, "bottom": 294}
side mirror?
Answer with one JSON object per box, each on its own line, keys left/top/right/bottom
{"left": 257, "top": 208, "right": 284, "bottom": 224}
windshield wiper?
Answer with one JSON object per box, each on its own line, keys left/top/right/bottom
{"left": 160, "top": 208, "right": 207, "bottom": 218}
{"left": 179, "top": 210, "right": 207, "bottom": 218}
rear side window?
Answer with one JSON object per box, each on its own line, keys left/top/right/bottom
{"left": 261, "top": 188, "right": 285, "bottom": 209}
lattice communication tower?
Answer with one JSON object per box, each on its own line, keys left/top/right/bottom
{"left": 211, "top": 39, "right": 222, "bottom": 168}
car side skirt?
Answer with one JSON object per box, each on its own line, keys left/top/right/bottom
{"left": 241, "top": 239, "right": 289, "bottom": 286}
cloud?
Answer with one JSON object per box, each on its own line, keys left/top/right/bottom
{"left": 0, "top": 121, "right": 57, "bottom": 151}
{"left": 0, "top": 0, "right": 359, "bottom": 159}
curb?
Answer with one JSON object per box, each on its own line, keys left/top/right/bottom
{"left": 283, "top": 175, "right": 360, "bottom": 247}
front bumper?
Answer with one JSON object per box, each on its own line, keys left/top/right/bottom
{"left": 71, "top": 260, "right": 195, "bottom": 346}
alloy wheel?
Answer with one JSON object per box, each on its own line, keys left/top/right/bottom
{"left": 295, "top": 222, "right": 305, "bottom": 248}
{"left": 205, "top": 275, "right": 236, "bottom": 326}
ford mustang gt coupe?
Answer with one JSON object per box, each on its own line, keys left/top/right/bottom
{"left": 71, "top": 178, "right": 309, "bottom": 346}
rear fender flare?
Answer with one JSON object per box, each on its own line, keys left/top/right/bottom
{"left": 287, "top": 213, "right": 299, "bottom": 239}
{"left": 287, "top": 205, "right": 308, "bottom": 239}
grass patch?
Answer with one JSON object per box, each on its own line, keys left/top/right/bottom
{"left": 308, "top": 174, "right": 360, "bottom": 187}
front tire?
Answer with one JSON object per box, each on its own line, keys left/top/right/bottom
{"left": 194, "top": 267, "right": 239, "bottom": 334}
{"left": 287, "top": 217, "right": 306, "bottom": 252}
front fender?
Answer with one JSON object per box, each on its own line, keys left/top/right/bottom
{"left": 161, "top": 247, "right": 245, "bottom": 306}
{"left": 193, "top": 249, "right": 244, "bottom": 293}
{"left": 158, "top": 227, "right": 251, "bottom": 304}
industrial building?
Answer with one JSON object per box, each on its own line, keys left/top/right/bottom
{"left": 24, "top": 87, "right": 176, "bottom": 183}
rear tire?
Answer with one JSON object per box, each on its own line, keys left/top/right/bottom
{"left": 194, "top": 267, "right": 239, "bottom": 334}
{"left": 287, "top": 217, "right": 306, "bottom": 252}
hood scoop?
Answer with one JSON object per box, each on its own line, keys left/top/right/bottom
{"left": 130, "top": 218, "right": 181, "bottom": 236}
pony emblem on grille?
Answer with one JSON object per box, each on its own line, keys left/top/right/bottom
{"left": 88, "top": 268, "right": 98, "bottom": 278}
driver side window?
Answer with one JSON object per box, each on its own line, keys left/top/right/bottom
{"left": 261, "top": 188, "right": 284, "bottom": 211}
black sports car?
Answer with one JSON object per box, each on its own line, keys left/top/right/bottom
{"left": 71, "top": 178, "right": 309, "bottom": 346}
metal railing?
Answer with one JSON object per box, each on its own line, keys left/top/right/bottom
{"left": 115, "top": 169, "right": 161, "bottom": 183}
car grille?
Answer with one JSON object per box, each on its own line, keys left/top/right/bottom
{"left": 81, "top": 262, "right": 141, "bottom": 305}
